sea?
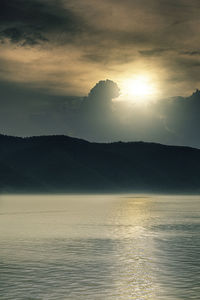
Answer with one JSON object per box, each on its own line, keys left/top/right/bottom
{"left": 0, "top": 194, "right": 199, "bottom": 300}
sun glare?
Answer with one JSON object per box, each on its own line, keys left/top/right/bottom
{"left": 119, "top": 76, "right": 157, "bottom": 103}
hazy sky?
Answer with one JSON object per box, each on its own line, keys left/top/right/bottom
{"left": 1, "top": 0, "right": 200, "bottom": 147}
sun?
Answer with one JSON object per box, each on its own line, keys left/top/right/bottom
{"left": 119, "top": 76, "right": 157, "bottom": 103}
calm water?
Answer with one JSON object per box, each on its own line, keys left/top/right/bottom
{"left": 0, "top": 194, "right": 199, "bottom": 300}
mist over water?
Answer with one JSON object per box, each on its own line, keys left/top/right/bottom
{"left": 0, "top": 194, "right": 199, "bottom": 300}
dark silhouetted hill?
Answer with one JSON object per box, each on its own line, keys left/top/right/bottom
{"left": 0, "top": 134, "right": 200, "bottom": 193}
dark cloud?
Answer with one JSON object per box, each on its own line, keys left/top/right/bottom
{"left": 180, "top": 50, "right": 200, "bottom": 56}
{"left": 1, "top": 0, "right": 199, "bottom": 51}
{"left": 139, "top": 48, "right": 170, "bottom": 57}
{"left": 0, "top": 27, "right": 48, "bottom": 46}
{"left": 1, "top": 0, "right": 200, "bottom": 68}
{"left": 0, "top": 0, "right": 88, "bottom": 46}
{"left": 81, "top": 52, "right": 135, "bottom": 65}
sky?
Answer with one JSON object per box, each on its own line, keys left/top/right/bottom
{"left": 1, "top": 0, "right": 200, "bottom": 147}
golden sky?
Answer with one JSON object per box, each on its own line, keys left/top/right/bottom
{"left": 1, "top": 0, "right": 200, "bottom": 97}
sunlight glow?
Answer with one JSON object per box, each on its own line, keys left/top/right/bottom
{"left": 119, "top": 76, "right": 158, "bottom": 103}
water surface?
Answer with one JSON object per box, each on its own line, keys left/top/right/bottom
{"left": 0, "top": 194, "right": 199, "bottom": 299}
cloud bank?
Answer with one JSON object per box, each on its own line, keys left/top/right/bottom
{"left": 0, "top": 79, "right": 200, "bottom": 148}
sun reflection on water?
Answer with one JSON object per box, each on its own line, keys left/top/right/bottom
{"left": 0, "top": 194, "right": 199, "bottom": 299}
{"left": 106, "top": 196, "right": 159, "bottom": 299}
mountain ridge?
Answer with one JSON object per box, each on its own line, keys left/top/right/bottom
{"left": 0, "top": 134, "right": 200, "bottom": 194}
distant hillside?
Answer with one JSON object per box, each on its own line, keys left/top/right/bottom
{"left": 0, "top": 134, "right": 200, "bottom": 193}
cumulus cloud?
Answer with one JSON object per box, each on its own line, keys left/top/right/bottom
{"left": 72, "top": 80, "right": 120, "bottom": 141}
{"left": 83, "top": 80, "right": 120, "bottom": 111}
{"left": 158, "top": 89, "right": 200, "bottom": 147}
{"left": 76, "top": 81, "right": 200, "bottom": 146}
{"left": 0, "top": 78, "right": 200, "bottom": 147}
